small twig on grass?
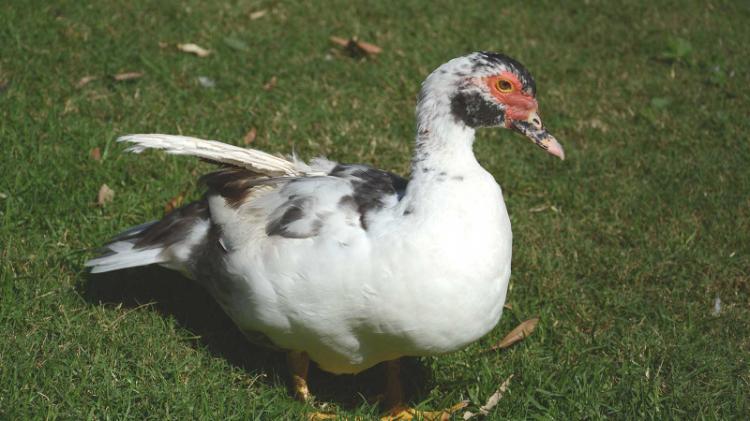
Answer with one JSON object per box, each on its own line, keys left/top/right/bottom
{"left": 108, "top": 302, "right": 156, "bottom": 330}
{"left": 462, "top": 374, "right": 513, "bottom": 419}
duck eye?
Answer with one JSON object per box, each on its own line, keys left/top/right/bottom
{"left": 496, "top": 79, "right": 513, "bottom": 93}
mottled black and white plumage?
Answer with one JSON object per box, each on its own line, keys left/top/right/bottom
{"left": 86, "top": 52, "right": 563, "bottom": 374}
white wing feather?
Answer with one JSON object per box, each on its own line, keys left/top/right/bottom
{"left": 118, "top": 134, "right": 325, "bottom": 177}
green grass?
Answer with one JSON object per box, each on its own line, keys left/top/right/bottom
{"left": 2, "top": 0, "right": 749, "bottom": 419}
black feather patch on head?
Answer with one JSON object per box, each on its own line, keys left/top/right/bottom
{"left": 476, "top": 51, "right": 536, "bottom": 95}
{"left": 450, "top": 90, "right": 505, "bottom": 128}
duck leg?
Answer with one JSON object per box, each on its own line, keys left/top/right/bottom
{"left": 288, "top": 352, "right": 342, "bottom": 420}
{"left": 287, "top": 350, "right": 312, "bottom": 402}
{"left": 380, "top": 359, "right": 467, "bottom": 420}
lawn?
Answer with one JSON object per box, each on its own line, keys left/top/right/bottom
{"left": 1, "top": 0, "right": 749, "bottom": 419}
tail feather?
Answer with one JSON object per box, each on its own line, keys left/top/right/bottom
{"left": 86, "top": 242, "right": 167, "bottom": 273}
{"left": 117, "top": 134, "right": 325, "bottom": 177}
{"left": 86, "top": 200, "right": 210, "bottom": 275}
{"left": 90, "top": 133, "right": 299, "bottom": 275}
{"left": 109, "top": 220, "right": 157, "bottom": 242}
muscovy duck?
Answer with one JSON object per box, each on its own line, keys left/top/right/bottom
{"left": 87, "top": 51, "right": 564, "bottom": 418}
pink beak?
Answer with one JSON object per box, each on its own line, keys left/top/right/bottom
{"left": 509, "top": 110, "right": 565, "bottom": 160}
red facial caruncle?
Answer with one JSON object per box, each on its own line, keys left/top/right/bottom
{"left": 483, "top": 71, "right": 538, "bottom": 127}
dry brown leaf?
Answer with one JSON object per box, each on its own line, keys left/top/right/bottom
{"left": 356, "top": 39, "right": 382, "bottom": 55}
{"left": 97, "top": 184, "right": 114, "bottom": 206}
{"left": 249, "top": 9, "right": 267, "bottom": 20}
{"left": 489, "top": 317, "right": 539, "bottom": 351}
{"left": 329, "top": 36, "right": 349, "bottom": 47}
{"left": 76, "top": 75, "right": 97, "bottom": 88}
{"left": 243, "top": 127, "right": 257, "bottom": 145}
{"left": 90, "top": 147, "right": 101, "bottom": 161}
{"left": 329, "top": 36, "right": 382, "bottom": 57}
{"left": 164, "top": 192, "right": 185, "bottom": 213}
{"left": 307, "top": 412, "right": 337, "bottom": 420}
{"left": 177, "top": 43, "right": 211, "bottom": 57}
{"left": 462, "top": 374, "right": 513, "bottom": 419}
{"left": 503, "top": 303, "right": 512, "bottom": 310}
{"left": 263, "top": 76, "right": 277, "bottom": 91}
{"left": 113, "top": 71, "right": 144, "bottom": 81}
{"left": 381, "top": 401, "right": 467, "bottom": 421}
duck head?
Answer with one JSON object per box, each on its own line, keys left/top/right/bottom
{"left": 417, "top": 51, "right": 564, "bottom": 159}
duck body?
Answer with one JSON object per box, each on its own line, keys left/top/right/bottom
{"left": 204, "top": 154, "right": 511, "bottom": 374}
{"left": 87, "top": 52, "right": 563, "bottom": 380}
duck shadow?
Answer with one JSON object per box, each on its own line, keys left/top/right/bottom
{"left": 82, "top": 266, "right": 431, "bottom": 410}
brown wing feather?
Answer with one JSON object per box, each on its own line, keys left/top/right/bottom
{"left": 200, "top": 167, "right": 287, "bottom": 209}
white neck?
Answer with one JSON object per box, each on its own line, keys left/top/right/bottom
{"left": 385, "top": 100, "right": 502, "bottom": 233}
{"left": 410, "top": 88, "right": 479, "bottom": 179}
{"left": 411, "top": 118, "right": 477, "bottom": 177}
{"left": 393, "top": 102, "right": 486, "bottom": 219}
{"left": 393, "top": 71, "right": 494, "bottom": 218}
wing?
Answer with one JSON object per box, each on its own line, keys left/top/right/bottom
{"left": 116, "top": 134, "right": 408, "bottom": 244}
{"left": 204, "top": 163, "right": 408, "bottom": 241}
{"left": 326, "top": 164, "right": 408, "bottom": 229}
